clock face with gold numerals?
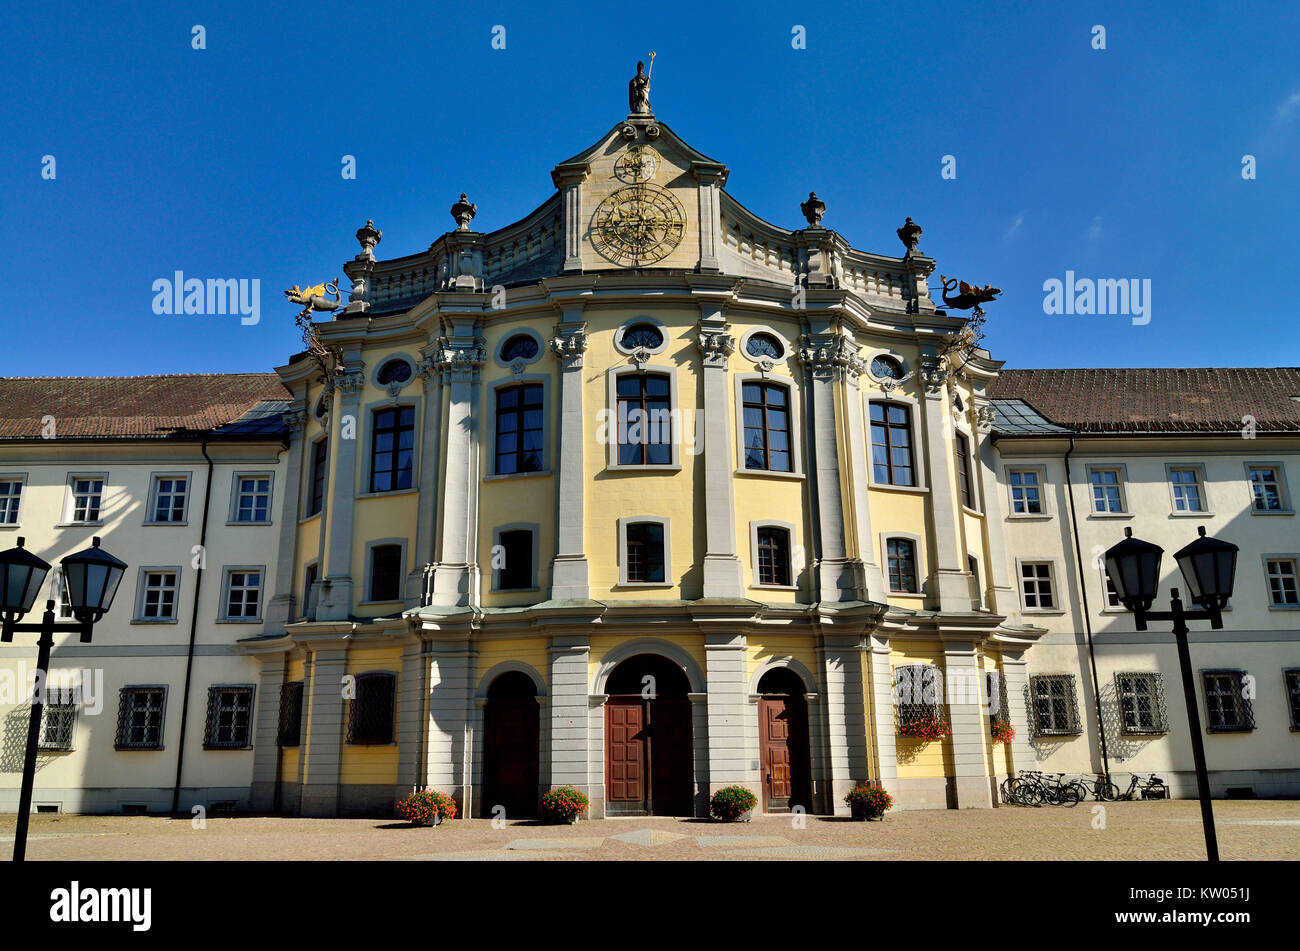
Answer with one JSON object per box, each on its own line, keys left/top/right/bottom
{"left": 590, "top": 183, "right": 686, "bottom": 267}
{"left": 614, "top": 146, "right": 660, "bottom": 183}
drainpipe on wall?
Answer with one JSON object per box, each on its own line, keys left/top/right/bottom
{"left": 1063, "top": 436, "right": 1112, "bottom": 779}
{"left": 171, "top": 438, "right": 214, "bottom": 813}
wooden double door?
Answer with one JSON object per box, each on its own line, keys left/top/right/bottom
{"left": 605, "top": 695, "right": 693, "bottom": 816}
{"left": 759, "top": 692, "right": 812, "bottom": 813}
{"left": 482, "top": 674, "right": 540, "bottom": 818}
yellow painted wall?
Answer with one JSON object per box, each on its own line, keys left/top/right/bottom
{"left": 890, "top": 643, "right": 953, "bottom": 779}
{"left": 745, "top": 637, "right": 819, "bottom": 687}
{"left": 587, "top": 633, "right": 706, "bottom": 688}
{"left": 476, "top": 638, "right": 549, "bottom": 692}
{"left": 339, "top": 648, "right": 402, "bottom": 786}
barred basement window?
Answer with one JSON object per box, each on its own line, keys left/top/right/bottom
{"left": 985, "top": 670, "right": 1010, "bottom": 726}
{"left": 1201, "top": 670, "right": 1255, "bottom": 733}
{"left": 116, "top": 687, "right": 166, "bottom": 750}
{"left": 38, "top": 687, "right": 78, "bottom": 751}
{"left": 1028, "top": 674, "right": 1081, "bottom": 736}
{"left": 278, "top": 681, "right": 304, "bottom": 747}
{"left": 1115, "top": 672, "right": 1168, "bottom": 734}
{"left": 1286, "top": 670, "right": 1300, "bottom": 730}
{"left": 894, "top": 663, "right": 944, "bottom": 729}
{"left": 347, "top": 672, "right": 396, "bottom": 745}
{"left": 204, "top": 686, "right": 254, "bottom": 749}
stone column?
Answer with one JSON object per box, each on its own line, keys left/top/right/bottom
{"left": 407, "top": 353, "right": 443, "bottom": 607}
{"left": 552, "top": 163, "right": 589, "bottom": 273}
{"left": 841, "top": 354, "right": 885, "bottom": 599}
{"left": 394, "top": 636, "right": 429, "bottom": 801}
{"left": 265, "top": 407, "right": 307, "bottom": 633}
{"left": 999, "top": 647, "right": 1038, "bottom": 775}
{"left": 428, "top": 333, "right": 485, "bottom": 608}
{"left": 818, "top": 633, "right": 870, "bottom": 815}
{"left": 548, "top": 635, "right": 592, "bottom": 810}
{"left": 690, "top": 161, "right": 727, "bottom": 272}
{"left": 704, "top": 633, "right": 749, "bottom": 799}
{"left": 300, "top": 647, "right": 347, "bottom": 817}
{"left": 549, "top": 314, "right": 590, "bottom": 600}
{"left": 799, "top": 332, "right": 866, "bottom": 602}
{"left": 248, "top": 651, "right": 286, "bottom": 811}
{"left": 689, "top": 692, "right": 711, "bottom": 817}
{"left": 944, "top": 640, "right": 994, "bottom": 808}
{"left": 866, "top": 635, "right": 899, "bottom": 798}
{"left": 698, "top": 307, "right": 744, "bottom": 598}
{"left": 919, "top": 356, "right": 970, "bottom": 609}
{"left": 426, "top": 642, "right": 475, "bottom": 814}
{"left": 974, "top": 401, "right": 1015, "bottom": 614}
{"left": 318, "top": 364, "right": 365, "bottom": 621}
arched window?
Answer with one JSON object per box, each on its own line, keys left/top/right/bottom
{"left": 376, "top": 358, "right": 412, "bottom": 386}
{"left": 621, "top": 323, "right": 664, "bottom": 350}
{"left": 500, "top": 334, "right": 539, "bottom": 362}
{"left": 745, "top": 332, "right": 784, "bottom": 360}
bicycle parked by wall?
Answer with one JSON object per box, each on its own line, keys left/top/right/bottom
{"left": 1114, "top": 772, "right": 1168, "bottom": 801}
{"left": 1069, "top": 773, "right": 1121, "bottom": 801}
{"left": 1000, "top": 770, "right": 1081, "bottom": 806}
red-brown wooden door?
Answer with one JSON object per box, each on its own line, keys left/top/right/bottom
{"left": 482, "top": 694, "right": 539, "bottom": 818}
{"left": 605, "top": 698, "right": 646, "bottom": 810}
{"left": 760, "top": 694, "right": 811, "bottom": 812}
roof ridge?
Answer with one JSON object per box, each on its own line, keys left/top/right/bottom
{"left": 0, "top": 372, "right": 282, "bottom": 381}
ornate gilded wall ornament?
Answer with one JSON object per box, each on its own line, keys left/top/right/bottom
{"left": 615, "top": 146, "right": 660, "bottom": 184}
{"left": 590, "top": 183, "right": 686, "bottom": 266}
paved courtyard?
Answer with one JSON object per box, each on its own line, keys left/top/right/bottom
{"left": 3, "top": 799, "right": 1298, "bottom": 861}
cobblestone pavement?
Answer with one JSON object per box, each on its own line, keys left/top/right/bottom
{"left": 3, "top": 799, "right": 1298, "bottom": 861}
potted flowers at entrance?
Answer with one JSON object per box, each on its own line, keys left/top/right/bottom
{"left": 541, "top": 786, "right": 589, "bottom": 824}
{"left": 710, "top": 785, "right": 758, "bottom": 822}
{"left": 396, "top": 787, "right": 458, "bottom": 826}
{"left": 845, "top": 783, "right": 894, "bottom": 821}
{"left": 991, "top": 720, "right": 1016, "bottom": 745}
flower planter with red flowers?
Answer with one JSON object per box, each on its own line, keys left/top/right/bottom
{"left": 396, "top": 788, "right": 458, "bottom": 827}
{"left": 710, "top": 785, "right": 758, "bottom": 822}
{"left": 991, "top": 720, "right": 1016, "bottom": 745}
{"left": 897, "top": 713, "right": 952, "bottom": 743}
{"left": 845, "top": 782, "right": 894, "bottom": 821}
{"left": 540, "top": 785, "right": 589, "bottom": 824}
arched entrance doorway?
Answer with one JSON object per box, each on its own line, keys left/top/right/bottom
{"left": 757, "top": 667, "right": 812, "bottom": 813}
{"left": 481, "top": 671, "right": 539, "bottom": 818}
{"left": 604, "top": 653, "right": 693, "bottom": 816}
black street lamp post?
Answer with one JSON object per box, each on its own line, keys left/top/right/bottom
{"left": 0, "top": 536, "right": 126, "bottom": 862}
{"left": 1103, "top": 526, "right": 1238, "bottom": 863}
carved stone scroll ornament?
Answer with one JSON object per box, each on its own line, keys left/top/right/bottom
{"left": 696, "top": 330, "right": 735, "bottom": 368}
{"left": 797, "top": 334, "right": 866, "bottom": 384}
{"left": 282, "top": 409, "right": 308, "bottom": 437}
{"left": 550, "top": 328, "right": 589, "bottom": 369}
{"left": 437, "top": 340, "right": 487, "bottom": 382}
{"left": 334, "top": 369, "right": 367, "bottom": 397}
{"left": 920, "top": 360, "right": 949, "bottom": 396}
{"left": 976, "top": 402, "right": 997, "bottom": 433}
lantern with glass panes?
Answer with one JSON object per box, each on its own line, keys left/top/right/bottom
{"left": 0, "top": 536, "right": 126, "bottom": 862}
{"left": 1102, "top": 525, "right": 1238, "bottom": 863}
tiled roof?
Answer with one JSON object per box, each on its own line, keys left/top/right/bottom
{"left": 0, "top": 374, "right": 291, "bottom": 440}
{"left": 988, "top": 399, "right": 1072, "bottom": 436}
{"left": 987, "top": 368, "right": 1300, "bottom": 434}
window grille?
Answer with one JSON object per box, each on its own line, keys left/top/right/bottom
{"left": 1028, "top": 674, "right": 1081, "bottom": 736}
{"left": 1201, "top": 670, "right": 1255, "bottom": 733}
{"left": 116, "top": 687, "right": 166, "bottom": 750}
{"left": 986, "top": 670, "right": 1010, "bottom": 726}
{"left": 204, "top": 686, "right": 254, "bottom": 749}
{"left": 1115, "top": 671, "right": 1168, "bottom": 734}
{"left": 347, "top": 673, "right": 396, "bottom": 745}
{"left": 278, "top": 681, "right": 304, "bottom": 747}
{"left": 1285, "top": 670, "right": 1300, "bottom": 730}
{"left": 894, "top": 663, "right": 944, "bottom": 729}
{"left": 38, "top": 686, "right": 79, "bottom": 751}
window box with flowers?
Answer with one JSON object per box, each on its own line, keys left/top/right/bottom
{"left": 396, "top": 787, "right": 458, "bottom": 826}
{"left": 540, "top": 785, "right": 589, "bottom": 824}
{"left": 991, "top": 720, "right": 1016, "bottom": 744}
{"left": 898, "top": 712, "right": 952, "bottom": 742}
{"left": 710, "top": 785, "right": 758, "bottom": 822}
{"left": 845, "top": 782, "right": 894, "bottom": 821}
{"left": 894, "top": 663, "right": 950, "bottom": 743}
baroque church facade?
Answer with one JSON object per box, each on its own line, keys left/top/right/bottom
{"left": 1, "top": 72, "right": 1297, "bottom": 817}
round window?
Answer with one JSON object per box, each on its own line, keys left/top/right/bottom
{"left": 621, "top": 323, "right": 664, "bottom": 350}
{"left": 500, "top": 334, "right": 540, "bottom": 362}
{"left": 745, "top": 332, "right": 784, "bottom": 360}
{"left": 376, "top": 359, "right": 413, "bottom": 386}
{"left": 871, "top": 356, "right": 904, "bottom": 381}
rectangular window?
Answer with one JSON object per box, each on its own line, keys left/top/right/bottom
{"left": 1248, "top": 466, "right": 1284, "bottom": 511}
{"left": 1029, "top": 674, "right": 1081, "bottom": 735}
{"left": 497, "top": 529, "right": 533, "bottom": 590}
{"left": 369, "top": 406, "right": 416, "bottom": 492}
{"left": 368, "top": 544, "right": 403, "bottom": 602}
{"left": 626, "top": 522, "right": 666, "bottom": 583}
{"left": 742, "top": 382, "right": 791, "bottom": 472}
{"left": 1266, "top": 559, "right": 1299, "bottom": 606}
{"left": 1104, "top": 572, "right": 1121, "bottom": 608}
{"left": 234, "top": 475, "right": 272, "bottom": 523}
{"left": 39, "top": 686, "right": 78, "bottom": 751}
{"left": 894, "top": 663, "right": 944, "bottom": 728}
{"left": 278, "top": 681, "right": 304, "bottom": 747}
{"left": 956, "top": 433, "right": 973, "bottom": 508}
{"left": 204, "top": 686, "right": 254, "bottom": 749}
{"left": 1008, "top": 469, "right": 1042, "bottom": 515}
{"left": 308, "top": 438, "right": 328, "bottom": 516}
{"left": 116, "top": 687, "right": 166, "bottom": 750}
{"left": 1115, "top": 672, "right": 1167, "bottom": 734}
{"left": 1089, "top": 468, "right": 1124, "bottom": 513}
{"left": 756, "top": 526, "right": 791, "bottom": 586}
{"left": 150, "top": 475, "right": 188, "bottom": 523}
{"left": 1169, "top": 467, "right": 1205, "bottom": 512}
{"left": 617, "top": 374, "right": 672, "bottom": 465}
{"left": 139, "top": 570, "right": 179, "bottom": 620}
{"left": 870, "top": 402, "right": 914, "bottom": 486}
{"left": 0, "top": 479, "right": 23, "bottom": 524}
{"left": 1202, "top": 670, "right": 1255, "bottom": 732}
{"left": 1021, "top": 562, "right": 1055, "bottom": 610}
{"left": 347, "top": 673, "right": 396, "bottom": 745}
{"left": 71, "top": 477, "right": 104, "bottom": 522}
{"left": 56, "top": 573, "right": 73, "bottom": 619}
{"left": 223, "top": 569, "right": 262, "bottom": 620}
{"left": 496, "top": 384, "right": 545, "bottom": 475}
{"left": 1286, "top": 670, "right": 1300, "bottom": 730}
{"left": 303, "top": 562, "right": 318, "bottom": 617}
{"left": 886, "top": 538, "right": 918, "bottom": 593}
{"left": 985, "top": 670, "right": 1009, "bottom": 726}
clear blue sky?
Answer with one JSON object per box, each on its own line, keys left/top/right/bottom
{"left": 2, "top": 0, "right": 1297, "bottom": 376}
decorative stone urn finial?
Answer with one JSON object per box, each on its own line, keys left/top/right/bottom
{"left": 801, "top": 192, "right": 826, "bottom": 228}
{"left": 897, "top": 216, "right": 923, "bottom": 255}
{"left": 451, "top": 193, "right": 477, "bottom": 231}
{"left": 355, "top": 219, "right": 382, "bottom": 259}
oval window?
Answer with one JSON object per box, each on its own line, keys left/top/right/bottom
{"left": 621, "top": 323, "right": 664, "bottom": 350}
{"left": 745, "top": 332, "right": 784, "bottom": 359}
{"left": 500, "top": 334, "right": 540, "bottom": 361}
{"left": 871, "top": 356, "right": 904, "bottom": 381}
{"left": 376, "top": 359, "right": 413, "bottom": 386}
